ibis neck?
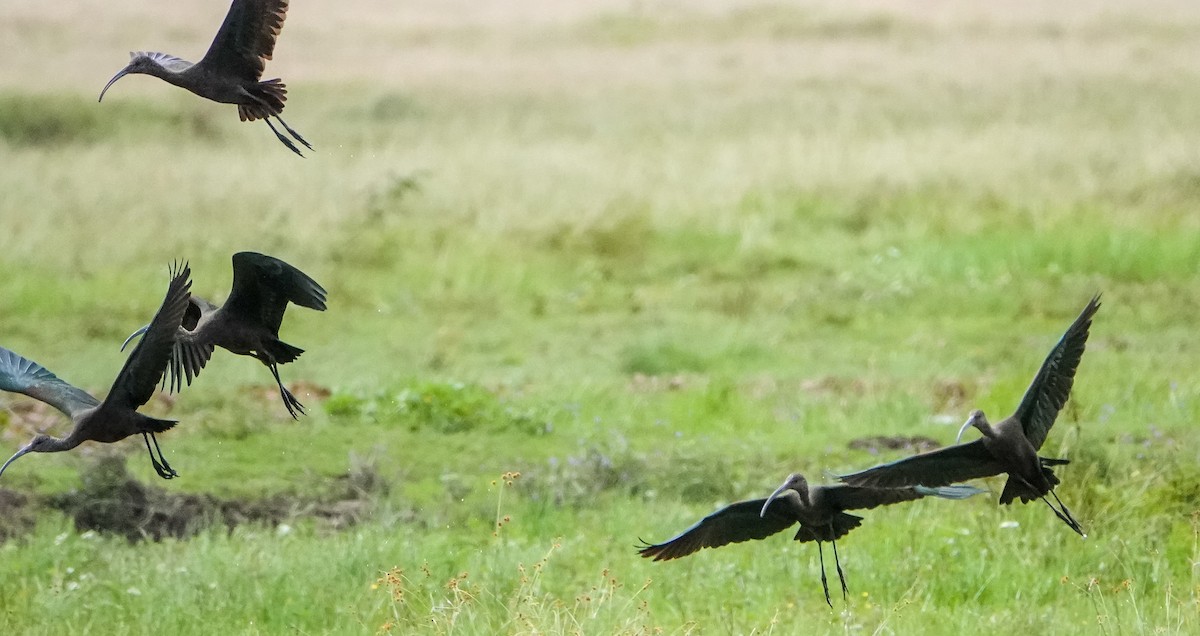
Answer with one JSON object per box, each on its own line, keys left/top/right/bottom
{"left": 957, "top": 418, "right": 985, "bottom": 443}
{"left": 143, "top": 62, "right": 185, "bottom": 87}
{"left": 45, "top": 430, "right": 86, "bottom": 454}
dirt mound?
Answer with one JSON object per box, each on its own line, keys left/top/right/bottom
{"left": 0, "top": 488, "right": 36, "bottom": 541}
{"left": 47, "top": 456, "right": 373, "bottom": 542}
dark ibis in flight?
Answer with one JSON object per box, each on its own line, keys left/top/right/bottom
{"left": 838, "top": 295, "right": 1101, "bottom": 537}
{"left": 637, "top": 473, "right": 984, "bottom": 606}
{"left": 99, "top": 0, "right": 312, "bottom": 156}
{"left": 0, "top": 263, "right": 191, "bottom": 480}
{"left": 122, "top": 252, "right": 326, "bottom": 419}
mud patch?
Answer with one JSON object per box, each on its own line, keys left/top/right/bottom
{"left": 848, "top": 435, "right": 941, "bottom": 455}
{"left": 0, "top": 489, "right": 36, "bottom": 541}
{"left": 46, "top": 455, "right": 374, "bottom": 542}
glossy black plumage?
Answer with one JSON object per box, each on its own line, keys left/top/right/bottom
{"left": 123, "top": 252, "right": 326, "bottom": 419}
{"left": 838, "top": 295, "right": 1101, "bottom": 536}
{"left": 637, "top": 473, "right": 984, "bottom": 606}
{"left": 0, "top": 264, "right": 192, "bottom": 480}
{"left": 98, "top": 0, "right": 311, "bottom": 156}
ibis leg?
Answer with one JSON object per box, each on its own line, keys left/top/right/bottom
{"left": 142, "top": 433, "right": 177, "bottom": 480}
{"left": 1046, "top": 491, "right": 1085, "bottom": 536}
{"left": 264, "top": 119, "right": 304, "bottom": 157}
{"left": 274, "top": 116, "right": 313, "bottom": 151}
{"left": 268, "top": 362, "right": 305, "bottom": 419}
{"left": 149, "top": 433, "right": 177, "bottom": 478}
{"left": 1039, "top": 496, "right": 1069, "bottom": 525}
{"left": 817, "top": 542, "right": 832, "bottom": 608}
{"left": 831, "top": 535, "right": 849, "bottom": 601}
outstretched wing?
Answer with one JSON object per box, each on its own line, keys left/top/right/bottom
{"left": 820, "top": 484, "right": 927, "bottom": 511}
{"left": 637, "top": 499, "right": 795, "bottom": 561}
{"left": 162, "top": 298, "right": 219, "bottom": 393}
{"left": 821, "top": 483, "right": 986, "bottom": 511}
{"left": 196, "top": 0, "right": 290, "bottom": 81}
{"left": 1012, "top": 294, "right": 1101, "bottom": 450}
{"left": 837, "top": 440, "right": 1004, "bottom": 489}
{"left": 167, "top": 331, "right": 218, "bottom": 394}
{"left": 224, "top": 252, "right": 327, "bottom": 334}
{"left": 105, "top": 263, "right": 192, "bottom": 410}
{"left": 0, "top": 347, "right": 99, "bottom": 418}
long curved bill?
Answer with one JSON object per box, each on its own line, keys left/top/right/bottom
{"left": 98, "top": 67, "right": 133, "bottom": 102}
{"left": 0, "top": 445, "right": 32, "bottom": 480}
{"left": 955, "top": 417, "right": 974, "bottom": 444}
{"left": 760, "top": 481, "right": 791, "bottom": 518}
{"left": 120, "top": 324, "right": 150, "bottom": 352}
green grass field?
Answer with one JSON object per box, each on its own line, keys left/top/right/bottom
{"left": 1, "top": 0, "right": 1199, "bottom": 633}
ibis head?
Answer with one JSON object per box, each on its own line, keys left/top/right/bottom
{"left": 0, "top": 435, "right": 56, "bottom": 480}
{"left": 760, "top": 472, "right": 810, "bottom": 517}
{"left": 956, "top": 409, "right": 991, "bottom": 444}
{"left": 99, "top": 53, "right": 162, "bottom": 102}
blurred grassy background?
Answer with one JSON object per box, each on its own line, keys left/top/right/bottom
{"left": 1, "top": 0, "right": 1198, "bottom": 633}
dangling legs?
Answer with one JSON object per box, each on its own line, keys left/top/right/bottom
{"left": 1049, "top": 490, "right": 1082, "bottom": 530}
{"left": 268, "top": 361, "right": 305, "bottom": 419}
{"left": 831, "top": 536, "right": 849, "bottom": 601}
{"left": 1044, "top": 490, "right": 1085, "bottom": 536}
{"left": 1040, "top": 496, "right": 1074, "bottom": 530}
{"left": 244, "top": 86, "right": 311, "bottom": 155}
{"left": 1012, "top": 473, "right": 1084, "bottom": 536}
{"left": 149, "top": 433, "right": 176, "bottom": 477}
{"left": 264, "top": 119, "right": 304, "bottom": 157}
{"left": 142, "top": 433, "right": 177, "bottom": 479}
{"left": 274, "top": 116, "right": 312, "bottom": 151}
{"left": 817, "top": 542, "right": 832, "bottom": 608}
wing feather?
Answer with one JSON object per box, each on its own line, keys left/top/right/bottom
{"left": 196, "top": 0, "right": 290, "bottom": 81}
{"left": 821, "top": 483, "right": 987, "bottom": 511}
{"left": 837, "top": 440, "right": 1004, "bottom": 489}
{"left": 224, "top": 252, "right": 326, "bottom": 334}
{"left": 105, "top": 263, "right": 192, "bottom": 410}
{"left": 637, "top": 499, "right": 795, "bottom": 561}
{"left": 1012, "top": 295, "right": 1101, "bottom": 450}
{"left": 819, "top": 484, "right": 927, "bottom": 511}
{"left": 163, "top": 333, "right": 216, "bottom": 394}
{"left": 0, "top": 347, "right": 98, "bottom": 418}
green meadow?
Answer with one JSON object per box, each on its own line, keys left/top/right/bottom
{"left": 1, "top": 0, "right": 1199, "bottom": 633}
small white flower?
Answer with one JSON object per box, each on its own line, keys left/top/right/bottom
{"left": 54, "top": 533, "right": 69, "bottom": 546}
{"left": 1000, "top": 520, "right": 1020, "bottom": 529}
{"left": 66, "top": 582, "right": 79, "bottom": 591}
{"left": 126, "top": 587, "right": 142, "bottom": 596}
{"left": 276, "top": 523, "right": 293, "bottom": 536}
